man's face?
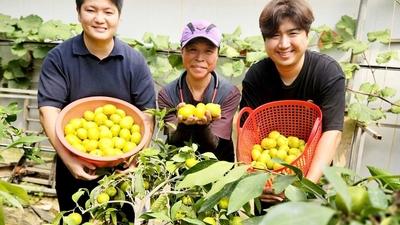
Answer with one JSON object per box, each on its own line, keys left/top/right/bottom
{"left": 78, "top": 0, "right": 120, "bottom": 42}
{"left": 181, "top": 38, "right": 219, "bottom": 81}
{"left": 264, "top": 18, "right": 308, "bottom": 71}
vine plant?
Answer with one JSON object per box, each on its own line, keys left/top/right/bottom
{"left": 0, "top": 102, "right": 47, "bottom": 225}
{"left": 0, "top": 13, "right": 399, "bottom": 123}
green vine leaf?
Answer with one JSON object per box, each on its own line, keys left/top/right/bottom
{"left": 389, "top": 100, "right": 400, "bottom": 114}
{"left": 380, "top": 87, "right": 396, "bottom": 98}
{"left": 246, "top": 51, "right": 266, "bottom": 64}
{"left": 219, "top": 60, "right": 245, "bottom": 78}
{"left": 243, "top": 35, "right": 265, "bottom": 52}
{"left": 376, "top": 51, "right": 399, "bottom": 64}
{"left": 150, "top": 35, "right": 170, "bottom": 50}
{"left": 367, "top": 29, "right": 391, "bottom": 44}
{"left": 10, "top": 43, "right": 28, "bottom": 57}
{"left": 0, "top": 14, "right": 17, "bottom": 35}
{"left": 17, "top": 15, "right": 43, "bottom": 36}
{"left": 336, "top": 15, "right": 356, "bottom": 38}
{"left": 38, "top": 20, "right": 73, "bottom": 41}
{"left": 337, "top": 39, "right": 368, "bottom": 55}
{"left": 32, "top": 46, "right": 54, "bottom": 59}
{"left": 219, "top": 44, "right": 240, "bottom": 58}
{"left": 356, "top": 82, "right": 380, "bottom": 102}
{"left": 340, "top": 62, "right": 359, "bottom": 79}
{"left": 347, "top": 103, "right": 385, "bottom": 124}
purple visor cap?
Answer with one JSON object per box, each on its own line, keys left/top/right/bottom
{"left": 180, "top": 20, "right": 222, "bottom": 48}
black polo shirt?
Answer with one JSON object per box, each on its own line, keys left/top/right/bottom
{"left": 38, "top": 33, "right": 156, "bottom": 110}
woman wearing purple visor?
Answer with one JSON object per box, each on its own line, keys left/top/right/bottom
{"left": 158, "top": 20, "right": 241, "bottom": 162}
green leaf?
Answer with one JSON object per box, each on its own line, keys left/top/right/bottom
{"left": 323, "top": 167, "right": 351, "bottom": 212}
{"left": 367, "top": 166, "right": 400, "bottom": 190}
{"left": 367, "top": 29, "right": 391, "bottom": 44}
{"left": 183, "top": 160, "right": 218, "bottom": 176}
{"left": 140, "top": 212, "right": 171, "bottom": 222}
{"left": 206, "top": 165, "right": 249, "bottom": 198}
{"left": 17, "top": 15, "right": 43, "bottom": 35}
{"left": 380, "top": 87, "right": 396, "bottom": 98}
{"left": 6, "top": 135, "right": 47, "bottom": 149}
{"left": 151, "top": 35, "right": 170, "bottom": 50}
{"left": 199, "top": 180, "right": 238, "bottom": 213}
{"left": 347, "top": 103, "right": 385, "bottom": 124}
{"left": 376, "top": 51, "right": 399, "bottom": 64}
{"left": 219, "top": 62, "right": 234, "bottom": 77}
{"left": 0, "top": 201, "right": 4, "bottom": 225}
{"left": 299, "top": 178, "right": 326, "bottom": 197}
{"left": 227, "top": 173, "right": 270, "bottom": 214}
{"left": 349, "top": 220, "right": 364, "bottom": 225}
{"left": 285, "top": 184, "right": 307, "bottom": 201}
{"left": 220, "top": 44, "right": 240, "bottom": 58}
{"left": 71, "top": 189, "right": 85, "bottom": 204}
{"left": 219, "top": 60, "right": 245, "bottom": 78}
{"left": 232, "top": 60, "right": 245, "bottom": 77}
{"left": 11, "top": 44, "right": 28, "bottom": 57}
{"left": 390, "top": 100, "right": 400, "bottom": 114}
{"left": 201, "top": 152, "right": 217, "bottom": 160}
{"left": 368, "top": 185, "right": 388, "bottom": 209}
{"left": 336, "top": 15, "right": 356, "bottom": 37}
{"left": 243, "top": 35, "right": 265, "bottom": 51}
{"left": 140, "top": 147, "right": 160, "bottom": 157}
{"left": 340, "top": 62, "right": 359, "bottom": 79}
{"left": 177, "top": 161, "right": 233, "bottom": 189}
{"left": 246, "top": 51, "right": 266, "bottom": 64}
{"left": 38, "top": 20, "right": 73, "bottom": 41}
{"left": 0, "top": 14, "right": 16, "bottom": 35}
{"left": 0, "top": 180, "right": 29, "bottom": 204}
{"left": 243, "top": 216, "right": 264, "bottom": 225}
{"left": 182, "top": 217, "right": 206, "bottom": 225}
{"left": 338, "top": 39, "right": 368, "bottom": 55}
{"left": 51, "top": 211, "right": 64, "bottom": 225}
{"left": 0, "top": 189, "right": 24, "bottom": 209}
{"left": 32, "top": 46, "right": 53, "bottom": 59}
{"left": 260, "top": 202, "right": 335, "bottom": 225}
{"left": 273, "top": 175, "right": 297, "bottom": 194}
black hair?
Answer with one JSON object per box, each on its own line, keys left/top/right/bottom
{"left": 259, "top": 0, "right": 314, "bottom": 39}
{"left": 76, "top": 0, "right": 123, "bottom": 14}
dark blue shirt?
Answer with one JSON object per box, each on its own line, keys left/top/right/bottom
{"left": 38, "top": 33, "right": 156, "bottom": 110}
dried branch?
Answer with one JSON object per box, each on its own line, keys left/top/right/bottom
{"left": 346, "top": 87, "right": 400, "bottom": 107}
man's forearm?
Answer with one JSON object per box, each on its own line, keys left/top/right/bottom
{"left": 306, "top": 130, "right": 342, "bottom": 183}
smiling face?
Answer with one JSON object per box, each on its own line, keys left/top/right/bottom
{"left": 181, "top": 38, "right": 219, "bottom": 81}
{"left": 77, "top": 0, "right": 120, "bottom": 43}
{"left": 265, "top": 18, "right": 308, "bottom": 72}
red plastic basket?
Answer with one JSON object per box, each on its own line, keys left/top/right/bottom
{"left": 236, "top": 100, "right": 322, "bottom": 175}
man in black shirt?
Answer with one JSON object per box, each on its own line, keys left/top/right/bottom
{"left": 240, "top": 0, "right": 345, "bottom": 203}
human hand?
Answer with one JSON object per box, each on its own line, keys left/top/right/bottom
{"left": 177, "top": 102, "right": 198, "bottom": 125}
{"left": 63, "top": 154, "right": 99, "bottom": 180}
{"left": 177, "top": 102, "right": 218, "bottom": 126}
{"left": 260, "top": 186, "right": 285, "bottom": 203}
{"left": 116, "top": 157, "right": 137, "bottom": 174}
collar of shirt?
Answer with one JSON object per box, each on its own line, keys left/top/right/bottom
{"left": 72, "top": 32, "right": 124, "bottom": 59}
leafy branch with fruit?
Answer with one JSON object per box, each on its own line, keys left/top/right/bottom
{"left": 0, "top": 102, "right": 47, "bottom": 225}
{"left": 51, "top": 107, "right": 400, "bottom": 225}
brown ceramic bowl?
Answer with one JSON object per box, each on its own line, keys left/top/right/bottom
{"left": 55, "top": 96, "right": 151, "bottom": 167}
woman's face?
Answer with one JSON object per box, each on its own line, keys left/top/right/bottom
{"left": 78, "top": 0, "right": 120, "bottom": 42}
{"left": 181, "top": 38, "right": 219, "bottom": 81}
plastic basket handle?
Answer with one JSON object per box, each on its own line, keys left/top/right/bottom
{"left": 236, "top": 107, "right": 253, "bottom": 138}
{"left": 306, "top": 117, "right": 322, "bottom": 150}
